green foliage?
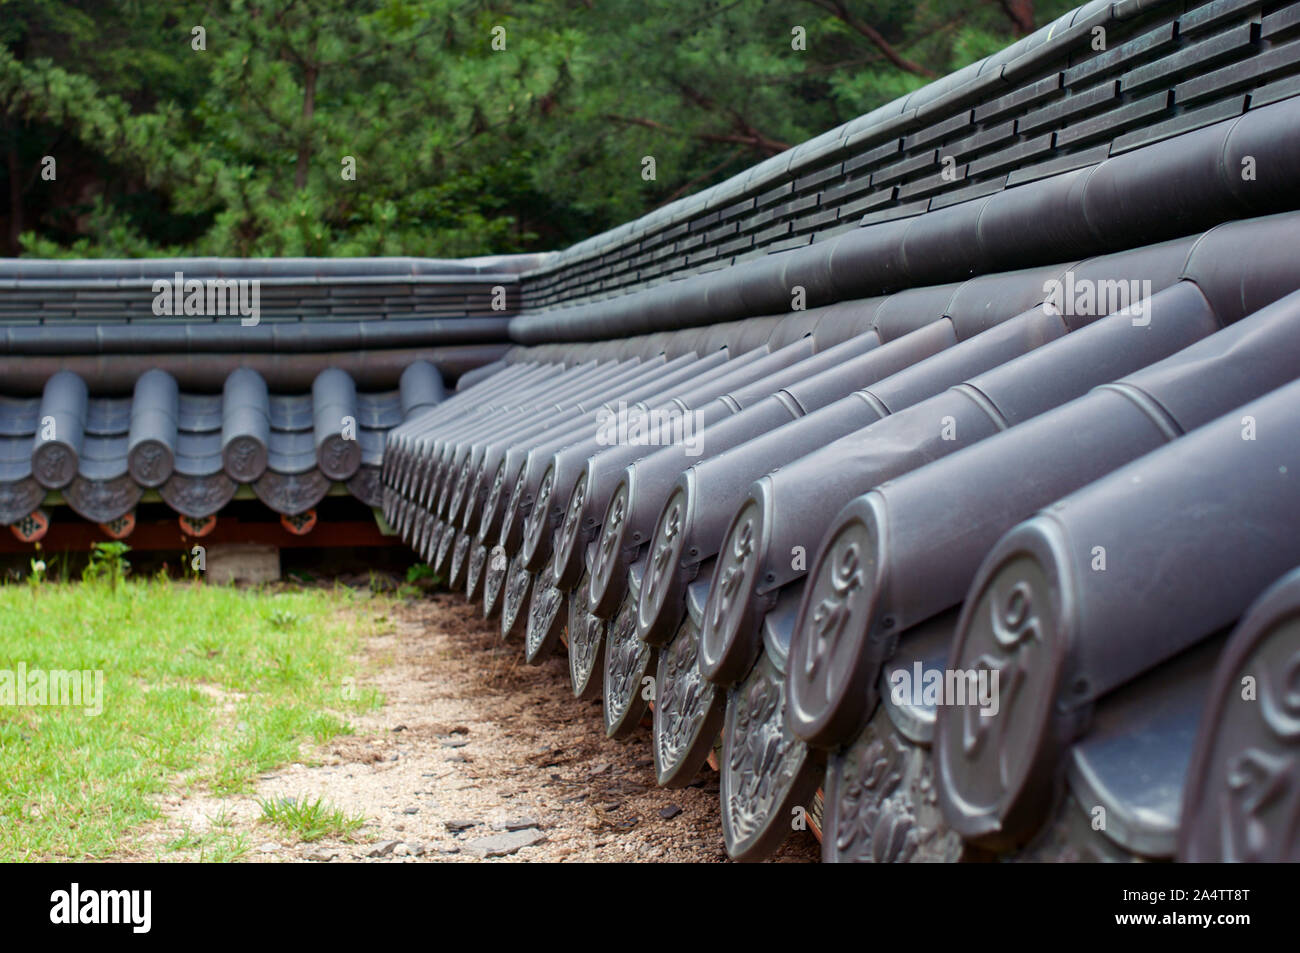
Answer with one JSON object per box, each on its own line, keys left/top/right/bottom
{"left": 167, "top": 816, "right": 251, "bottom": 863}
{"left": 266, "top": 607, "right": 300, "bottom": 631}
{"left": 82, "top": 541, "right": 131, "bottom": 590}
{"left": 26, "top": 556, "right": 46, "bottom": 589}
{"left": 404, "top": 562, "right": 441, "bottom": 584}
{"left": 401, "top": 562, "right": 442, "bottom": 598}
{"left": 256, "top": 795, "right": 366, "bottom": 842}
{"left": 1, "top": 0, "right": 1079, "bottom": 258}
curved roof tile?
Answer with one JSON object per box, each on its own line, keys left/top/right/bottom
{"left": 0, "top": 361, "right": 446, "bottom": 524}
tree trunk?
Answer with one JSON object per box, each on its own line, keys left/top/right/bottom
{"left": 6, "top": 122, "right": 23, "bottom": 256}
{"left": 999, "top": 0, "right": 1036, "bottom": 36}
{"left": 295, "top": 65, "right": 317, "bottom": 191}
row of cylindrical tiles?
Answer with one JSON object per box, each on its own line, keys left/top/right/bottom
{"left": 0, "top": 344, "right": 506, "bottom": 395}
{"left": 32, "top": 363, "right": 441, "bottom": 489}
{"left": 0, "top": 317, "right": 514, "bottom": 355}
{"left": 0, "top": 362, "right": 444, "bottom": 527}
{"left": 381, "top": 209, "right": 1300, "bottom": 863}
{"left": 0, "top": 255, "right": 537, "bottom": 280}
{"left": 512, "top": 95, "right": 1300, "bottom": 344}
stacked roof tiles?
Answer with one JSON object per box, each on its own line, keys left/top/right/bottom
{"left": 0, "top": 257, "right": 537, "bottom": 540}
{"left": 7, "top": 0, "right": 1300, "bottom": 862}
{"left": 380, "top": 0, "right": 1300, "bottom": 862}
{"left": 0, "top": 363, "right": 446, "bottom": 531}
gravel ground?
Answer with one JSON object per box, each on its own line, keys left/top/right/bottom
{"left": 125, "top": 589, "right": 820, "bottom": 863}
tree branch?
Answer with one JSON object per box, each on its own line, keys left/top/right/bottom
{"left": 802, "top": 0, "right": 938, "bottom": 77}
{"left": 996, "top": 0, "right": 1037, "bottom": 36}
{"left": 670, "top": 80, "right": 793, "bottom": 154}
{"left": 604, "top": 114, "right": 790, "bottom": 155}
{"left": 656, "top": 147, "right": 747, "bottom": 205}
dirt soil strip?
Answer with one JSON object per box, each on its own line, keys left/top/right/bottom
{"left": 125, "top": 591, "right": 820, "bottom": 863}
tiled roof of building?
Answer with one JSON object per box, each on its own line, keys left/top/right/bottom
{"left": 5, "top": 0, "right": 1299, "bottom": 862}
{"left": 377, "top": 0, "right": 1300, "bottom": 862}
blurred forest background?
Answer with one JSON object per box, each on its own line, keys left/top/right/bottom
{"left": 1, "top": 0, "right": 1077, "bottom": 259}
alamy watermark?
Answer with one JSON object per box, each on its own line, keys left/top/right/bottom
{"left": 0, "top": 662, "right": 104, "bottom": 716}
{"left": 50, "top": 883, "right": 150, "bottom": 933}
{"left": 1043, "top": 273, "right": 1152, "bottom": 326}
{"left": 889, "top": 662, "right": 999, "bottom": 717}
{"left": 595, "top": 401, "right": 704, "bottom": 456}
{"left": 151, "top": 271, "right": 261, "bottom": 326}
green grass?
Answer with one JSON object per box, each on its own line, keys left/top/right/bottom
{"left": 257, "top": 795, "right": 366, "bottom": 842}
{"left": 0, "top": 576, "right": 388, "bottom": 861}
{"left": 166, "top": 806, "right": 250, "bottom": 863}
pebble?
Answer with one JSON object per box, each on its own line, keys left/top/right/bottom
{"left": 444, "top": 818, "right": 480, "bottom": 832}
{"left": 368, "top": 840, "right": 400, "bottom": 858}
{"left": 491, "top": 816, "right": 540, "bottom": 832}
{"left": 462, "top": 828, "right": 547, "bottom": 859}
{"left": 659, "top": 805, "right": 683, "bottom": 821}
{"left": 307, "top": 850, "right": 338, "bottom": 862}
